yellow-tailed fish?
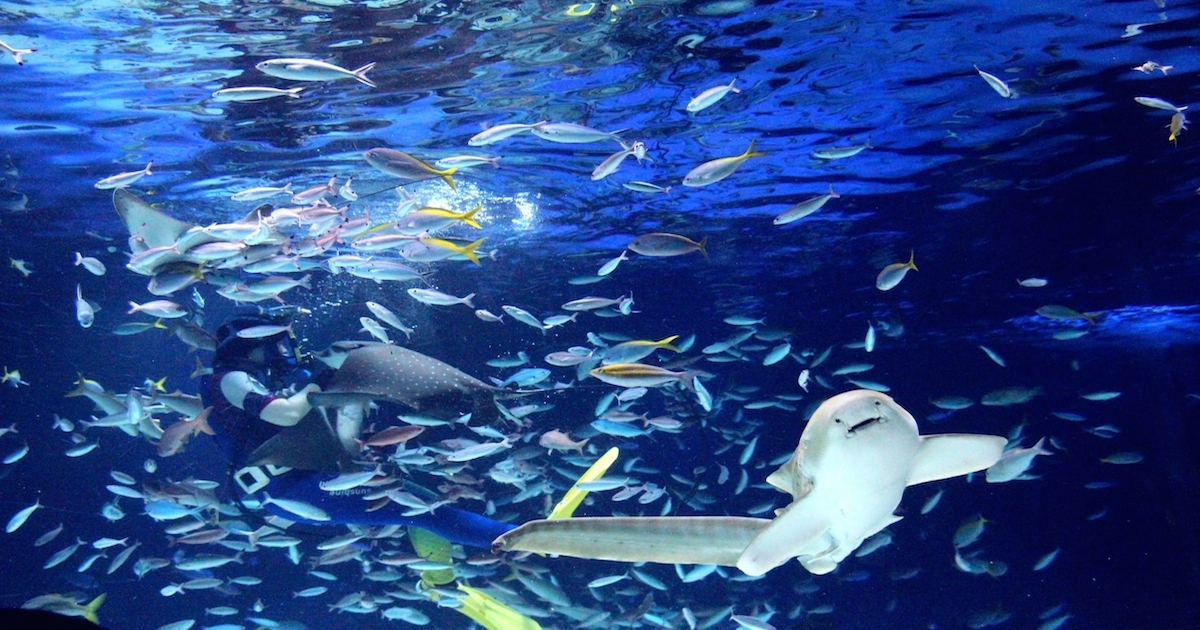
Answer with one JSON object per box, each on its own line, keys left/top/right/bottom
{"left": 396, "top": 204, "right": 483, "bottom": 232}
{"left": 419, "top": 237, "right": 485, "bottom": 266}
{"left": 589, "top": 363, "right": 693, "bottom": 388}
{"left": 875, "top": 251, "right": 917, "bottom": 291}
{"left": 1168, "top": 111, "right": 1188, "bottom": 145}
{"left": 682, "top": 139, "right": 765, "bottom": 187}
{"left": 601, "top": 335, "right": 681, "bottom": 364}
{"left": 363, "top": 148, "right": 456, "bottom": 189}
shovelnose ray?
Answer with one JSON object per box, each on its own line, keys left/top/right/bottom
{"left": 112, "top": 188, "right": 193, "bottom": 250}
{"left": 494, "top": 390, "right": 1006, "bottom": 576}
{"left": 309, "top": 341, "right": 497, "bottom": 412}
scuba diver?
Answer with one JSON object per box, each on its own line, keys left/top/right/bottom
{"left": 201, "top": 308, "right": 514, "bottom": 549}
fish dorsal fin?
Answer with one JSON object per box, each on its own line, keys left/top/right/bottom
{"left": 241, "top": 204, "right": 273, "bottom": 223}
{"left": 907, "top": 434, "right": 1007, "bottom": 486}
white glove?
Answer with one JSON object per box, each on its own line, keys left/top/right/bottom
{"left": 220, "top": 371, "right": 266, "bottom": 410}
{"left": 260, "top": 383, "right": 321, "bottom": 427}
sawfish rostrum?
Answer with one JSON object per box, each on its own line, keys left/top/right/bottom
{"left": 309, "top": 342, "right": 497, "bottom": 416}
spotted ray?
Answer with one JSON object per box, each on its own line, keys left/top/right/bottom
{"left": 309, "top": 341, "right": 496, "bottom": 412}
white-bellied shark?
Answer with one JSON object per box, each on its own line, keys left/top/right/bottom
{"left": 494, "top": 389, "right": 1006, "bottom": 576}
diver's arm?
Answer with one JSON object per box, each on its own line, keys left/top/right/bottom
{"left": 219, "top": 371, "right": 319, "bottom": 427}
{"left": 260, "top": 383, "right": 321, "bottom": 427}
{"left": 219, "top": 371, "right": 262, "bottom": 410}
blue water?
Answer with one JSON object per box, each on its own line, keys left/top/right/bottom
{"left": 1, "top": 0, "right": 1198, "bottom": 628}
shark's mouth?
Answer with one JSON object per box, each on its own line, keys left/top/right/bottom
{"left": 847, "top": 416, "right": 880, "bottom": 435}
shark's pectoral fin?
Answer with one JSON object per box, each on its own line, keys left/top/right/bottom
{"left": 494, "top": 516, "right": 771, "bottom": 567}
{"left": 907, "top": 434, "right": 1007, "bottom": 486}
{"left": 737, "top": 496, "right": 831, "bottom": 576}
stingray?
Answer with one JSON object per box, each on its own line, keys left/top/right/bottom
{"left": 310, "top": 342, "right": 497, "bottom": 410}
{"left": 308, "top": 342, "right": 500, "bottom": 453}
{"left": 494, "top": 389, "right": 1006, "bottom": 576}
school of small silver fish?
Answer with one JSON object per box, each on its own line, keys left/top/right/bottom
{"left": 0, "top": 2, "right": 1192, "bottom": 630}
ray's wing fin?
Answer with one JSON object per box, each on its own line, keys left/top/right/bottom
{"left": 247, "top": 408, "right": 353, "bottom": 472}
{"left": 113, "top": 189, "right": 192, "bottom": 249}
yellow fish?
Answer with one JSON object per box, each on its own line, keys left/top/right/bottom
{"left": 875, "top": 251, "right": 918, "bottom": 291}
{"left": 363, "top": 148, "right": 456, "bottom": 189}
{"left": 590, "top": 363, "right": 693, "bottom": 388}
{"left": 682, "top": 139, "right": 765, "bottom": 187}
{"left": 419, "top": 237, "right": 485, "bottom": 266}
{"left": 1168, "top": 111, "right": 1188, "bottom": 145}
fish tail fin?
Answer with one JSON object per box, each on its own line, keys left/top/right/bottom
{"left": 828, "top": 183, "right": 840, "bottom": 198}
{"left": 145, "top": 162, "right": 153, "bottom": 175}
{"left": 744, "top": 138, "right": 766, "bottom": 158}
{"left": 697, "top": 236, "right": 710, "bottom": 261}
{"left": 299, "top": 274, "right": 313, "bottom": 290}
{"left": 352, "top": 62, "right": 377, "bottom": 87}
{"left": 83, "top": 593, "right": 106, "bottom": 624}
{"left": 462, "top": 292, "right": 476, "bottom": 309}
{"left": 490, "top": 157, "right": 502, "bottom": 168}
{"left": 657, "top": 335, "right": 682, "bottom": 353}
{"left": 287, "top": 87, "right": 305, "bottom": 97}
{"left": 195, "top": 406, "right": 215, "bottom": 436}
{"left": 460, "top": 239, "right": 485, "bottom": 266}
{"left": 440, "top": 168, "right": 457, "bottom": 191}
{"left": 127, "top": 301, "right": 140, "bottom": 315}
{"left": 908, "top": 250, "right": 917, "bottom": 272}
{"left": 459, "top": 204, "right": 483, "bottom": 229}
